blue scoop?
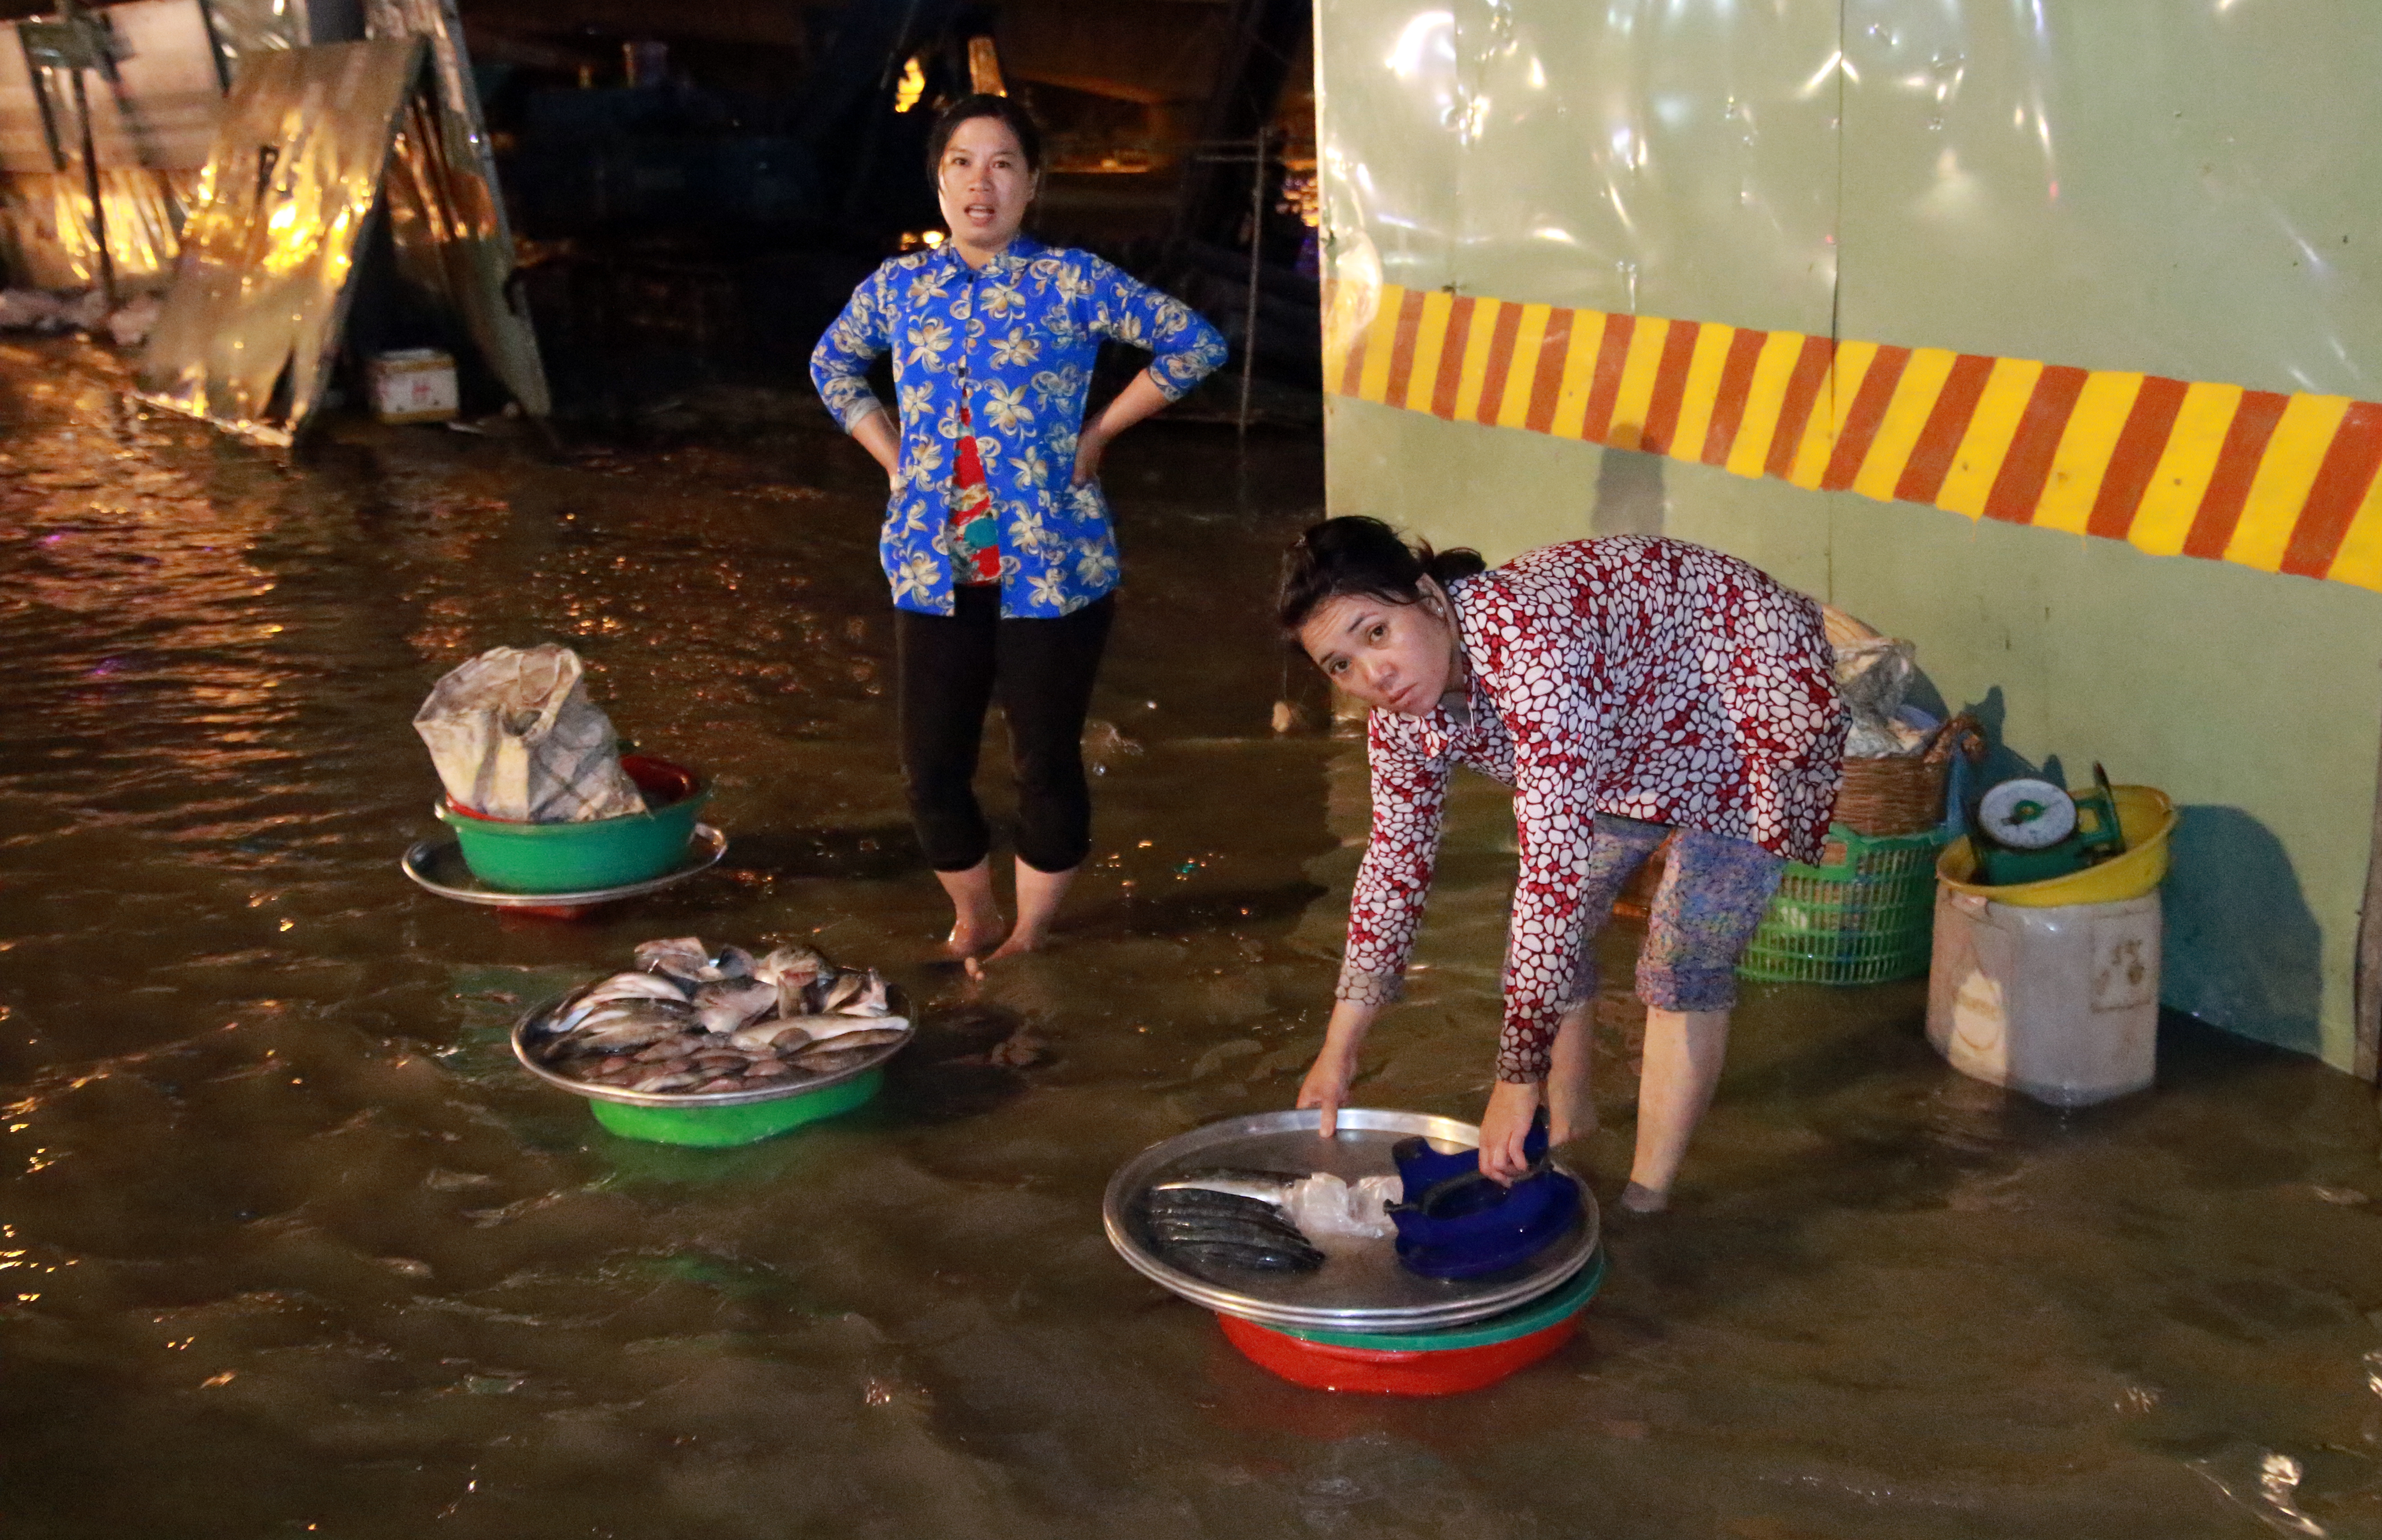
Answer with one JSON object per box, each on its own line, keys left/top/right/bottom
{"left": 1388, "top": 1111, "right": 1581, "bottom": 1280}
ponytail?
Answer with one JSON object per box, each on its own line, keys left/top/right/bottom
{"left": 1276, "top": 516, "right": 1486, "bottom": 633}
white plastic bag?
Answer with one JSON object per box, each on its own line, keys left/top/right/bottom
{"left": 1835, "top": 636, "right": 1930, "bottom": 757}
{"left": 1282, "top": 1172, "right": 1404, "bottom": 1248}
{"left": 412, "top": 644, "right": 646, "bottom": 822}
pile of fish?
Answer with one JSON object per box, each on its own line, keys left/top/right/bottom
{"left": 1136, "top": 1167, "right": 1410, "bottom": 1278}
{"left": 526, "top": 936, "right": 909, "bottom": 1096}
{"left": 1132, "top": 1168, "right": 1326, "bottom": 1277}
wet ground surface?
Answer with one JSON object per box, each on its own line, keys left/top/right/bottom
{"left": 6, "top": 336, "right": 2382, "bottom": 1539}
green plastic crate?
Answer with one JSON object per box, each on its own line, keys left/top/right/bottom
{"left": 1737, "top": 824, "right": 1947, "bottom": 985}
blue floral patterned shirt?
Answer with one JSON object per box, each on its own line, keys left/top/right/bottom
{"left": 810, "top": 237, "right": 1227, "bottom": 618}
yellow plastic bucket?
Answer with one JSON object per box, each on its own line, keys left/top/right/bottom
{"left": 1937, "top": 785, "right": 2177, "bottom": 908}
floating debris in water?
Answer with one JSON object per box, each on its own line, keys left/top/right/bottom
{"left": 527, "top": 937, "right": 906, "bottom": 1095}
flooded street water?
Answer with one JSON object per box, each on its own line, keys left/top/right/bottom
{"left": 8, "top": 336, "right": 2382, "bottom": 1539}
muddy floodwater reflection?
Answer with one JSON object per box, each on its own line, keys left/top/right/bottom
{"left": 5, "top": 339, "right": 2382, "bottom": 1538}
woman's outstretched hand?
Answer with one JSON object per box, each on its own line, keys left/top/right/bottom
{"left": 1297, "top": 999, "right": 1382, "bottom": 1139}
{"left": 1477, "top": 1079, "right": 1543, "bottom": 1183}
{"left": 1295, "top": 1041, "right": 1359, "bottom": 1137}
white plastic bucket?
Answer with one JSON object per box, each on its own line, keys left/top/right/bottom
{"left": 1924, "top": 886, "right": 2161, "bottom": 1107}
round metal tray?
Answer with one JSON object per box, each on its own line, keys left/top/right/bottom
{"left": 402, "top": 824, "right": 726, "bottom": 908}
{"left": 1103, "top": 1108, "right": 1599, "bottom": 1334}
{"left": 510, "top": 986, "right": 913, "bottom": 1110}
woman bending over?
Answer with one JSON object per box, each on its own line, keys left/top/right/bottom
{"left": 1281, "top": 518, "right": 1844, "bottom": 1209}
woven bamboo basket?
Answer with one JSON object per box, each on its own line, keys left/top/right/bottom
{"left": 1832, "top": 714, "right": 1983, "bottom": 837}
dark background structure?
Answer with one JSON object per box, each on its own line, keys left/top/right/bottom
{"left": 0, "top": 0, "right": 1322, "bottom": 416}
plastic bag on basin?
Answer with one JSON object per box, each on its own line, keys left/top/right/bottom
{"left": 412, "top": 644, "right": 646, "bottom": 822}
{"left": 1835, "top": 636, "right": 1929, "bottom": 758}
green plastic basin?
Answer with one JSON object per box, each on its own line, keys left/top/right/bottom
{"left": 1260, "top": 1247, "right": 1608, "bottom": 1351}
{"left": 587, "top": 1069, "right": 883, "bottom": 1146}
{"left": 436, "top": 755, "right": 708, "bottom": 893}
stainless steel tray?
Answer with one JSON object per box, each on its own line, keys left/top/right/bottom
{"left": 1103, "top": 1108, "right": 1599, "bottom": 1333}
{"left": 402, "top": 824, "right": 726, "bottom": 907}
{"left": 510, "top": 986, "right": 912, "bottom": 1110}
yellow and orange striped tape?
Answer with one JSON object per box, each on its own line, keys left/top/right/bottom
{"left": 1325, "top": 284, "right": 2382, "bottom": 592}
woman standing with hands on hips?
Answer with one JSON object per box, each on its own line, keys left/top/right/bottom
{"left": 1281, "top": 519, "right": 1844, "bottom": 1211}
{"left": 812, "top": 95, "right": 1225, "bottom": 963}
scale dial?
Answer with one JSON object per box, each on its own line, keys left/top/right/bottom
{"left": 1978, "top": 778, "right": 2078, "bottom": 849}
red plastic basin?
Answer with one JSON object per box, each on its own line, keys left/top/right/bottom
{"left": 1218, "top": 1311, "right": 1579, "bottom": 1396}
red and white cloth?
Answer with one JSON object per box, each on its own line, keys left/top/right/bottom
{"left": 1337, "top": 536, "right": 1845, "bottom": 1081}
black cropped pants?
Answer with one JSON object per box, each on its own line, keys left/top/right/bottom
{"left": 894, "top": 585, "right": 1114, "bottom": 874}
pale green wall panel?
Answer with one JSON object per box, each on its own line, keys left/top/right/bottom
{"left": 1449, "top": 0, "right": 1840, "bottom": 328}
{"left": 1315, "top": 0, "right": 1459, "bottom": 296}
{"left": 1835, "top": 0, "right": 2382, "bottom": 391}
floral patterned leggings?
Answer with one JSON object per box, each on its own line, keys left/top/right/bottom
{"left": 1573, "top": 815, "right": 1786, "bottom": 1013}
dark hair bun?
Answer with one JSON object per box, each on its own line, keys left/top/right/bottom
{"left": 1277, "top": 516, "right": 1485, "bottom": 632}
{"left": 1428, "top": 547, "right": 1488, "bottom": 584}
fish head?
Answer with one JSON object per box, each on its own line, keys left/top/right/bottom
{"left": 755, "top": 946, "right": 828, "bottom": 989}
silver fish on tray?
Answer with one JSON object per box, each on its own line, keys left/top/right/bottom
{"left": 787, "top": 967, "right": 895, "bottom": 1020}
{"left": 1161, "top": 1240, "right": 1326, "bottom": 1275}
{"left": 797, "top": 1011, "right": 910, "bottom": 1043}
{"left": 726, "top": 1020, "right": 813, "bottom": 1053}
{"left": 550, "top": 1002, "right": 694, "bottom": 1055}
{"left": 1148, "top": 1167, "right": 1309, "bottom": 1205}
{"left": 786, "top": 1043, "right": 883, "bottom": 1076}
{"left": 547, "top": 978, "right": 690, "bottom": 1034}
{"left": 691, "top": 977, "right": 778, "bottom": 1034}
{"left": 632, "top": 937, "right": 711, "bottom": 981}
{"left": 579, "top": 971, "right": 690, "bottom": 1006}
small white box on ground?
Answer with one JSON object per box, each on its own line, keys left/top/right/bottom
{"left": 370, "top": 348, "right": 459, "bottom": 423}
{"left": 1925, "top": 886, "right": 2161, "bottom": 1107}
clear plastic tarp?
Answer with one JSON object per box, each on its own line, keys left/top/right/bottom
{"left": 133, "top": 39, "right": 421, "bottom": 442}
{"left": 364, "top": 0, "right": 550, "bottom": 418}
{"left": 0, "top": 0, "right": 223, "bottom": 287}
{"left": 135, "top": 32, "right": 549, "bottom": 442}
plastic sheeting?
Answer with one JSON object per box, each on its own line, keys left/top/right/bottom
{"left": 0, "top": 1, "right": 224, "bottom": 286}
{"left": 82, "top": 0, "right": 223, "bottom": 170}
{"left": 193, "top": 0, "right": 306, "bottom": 81}
{"left": 134, "top": 39, "right": 421, "bottom": 443}
{"left": 1317, "top": 0, "right": 2381, "bottom": 414}
{"left": 136, "top": 32, "right": 547, "bottom": 442}
{"left": 413, "top": 644, "right": 644, "bottom": 823}
{"left": 364, "top": 0, "right": 548, "bottom": 418}
{"left": 0, "top": 165, "right": 187, "bottom": 286}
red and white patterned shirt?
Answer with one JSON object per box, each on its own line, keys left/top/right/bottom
{"left": 1337, "top": 536, "right": 1845, "bottom": 1081}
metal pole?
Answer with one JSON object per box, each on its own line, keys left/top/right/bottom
{"left": 1237, "top": 126, "right": 1266, "bottom": 438}
{"left": 18, "top": 29, "right": 69, "bottom": 172}
{"left": 191, "top": 0, "right": 233, "bottom": 94}
{"left": 70, "top": 61, "right": 114, "bottom": 308}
